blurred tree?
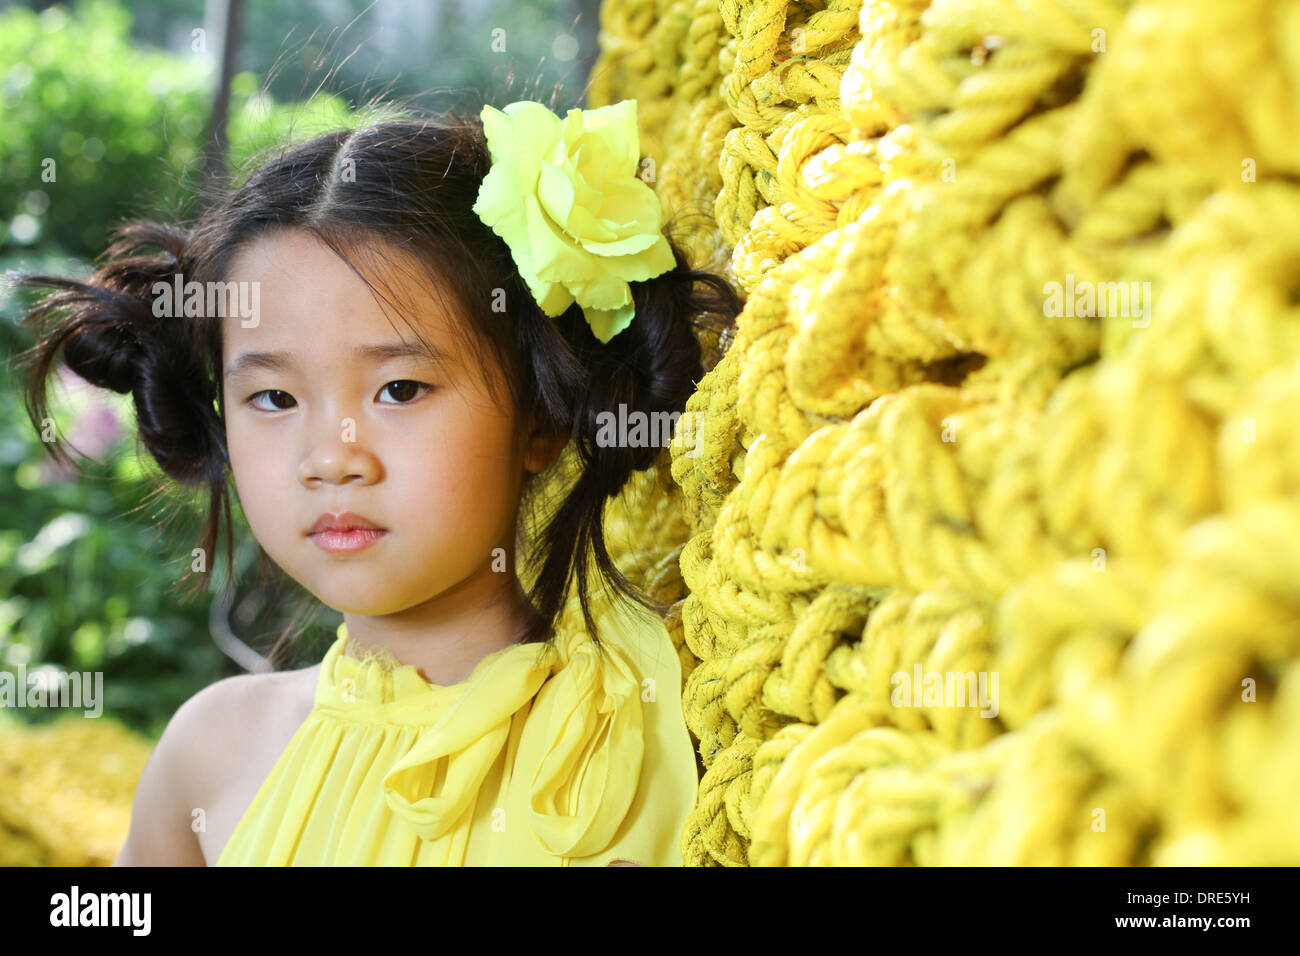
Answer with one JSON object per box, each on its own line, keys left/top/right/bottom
{"left": 200, "top": 0, "right": 244, "bottom": 190}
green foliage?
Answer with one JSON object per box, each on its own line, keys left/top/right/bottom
{"left": 224, "top": 76, "right": 407, "bottom": 185}
{"left": 0, "top": 251, "right": 226, "bottom": 739}
{"left": 0, "top": 0, "right": 410, "bottom": 261}
{"left": 0, "top": 0, "right": 212, "bottom": 259}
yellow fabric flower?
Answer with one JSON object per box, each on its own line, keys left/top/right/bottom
{"left": 471, "top": 98, "right": 676, "bottom": 343}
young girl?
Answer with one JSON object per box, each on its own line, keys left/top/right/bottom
{"left": 15, "top": 95, "right": 742, "bottom": 866}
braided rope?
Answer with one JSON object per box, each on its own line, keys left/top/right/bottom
{"left": 591, "top": 0, "right": 1300, "bottom": 865}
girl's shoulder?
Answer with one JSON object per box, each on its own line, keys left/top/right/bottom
{"left": 115, "top": 662, "right": 320, "bottom": 865}
{"left": 153, "top": 663, "right": 320, "bottom": 864}
{"left": 181, "top": 662, "right": 321, "bottom": 760}
{"left": 195, "top": 663, "right": 320, "bottom": 823}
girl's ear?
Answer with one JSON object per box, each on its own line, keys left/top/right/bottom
{"left": 522, "top": 417, "right": 568, "bottom": 474}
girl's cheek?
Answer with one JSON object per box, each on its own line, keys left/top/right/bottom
{"left": 226, "top": 427, "right": 256, "bottom": 480}
{"left": 225, "top": 423, "right": 274, "bottom": 505}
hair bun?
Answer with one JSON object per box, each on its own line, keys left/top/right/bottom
{"left": 15, "top": 220, "right": 224, "bottom": 486}
{"left": 61, "top": 311, "right": 149, "bottom": 394}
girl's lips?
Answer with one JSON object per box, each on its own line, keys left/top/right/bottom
{"left": 308, "top": 511, "right": 383, "bottom": 534}
{"left": 309, "top": 528, "right": 387, "bottom": 553}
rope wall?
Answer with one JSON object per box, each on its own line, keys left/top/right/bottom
{"left": 591, "top": 0, "right": 1300, "bottom": 865}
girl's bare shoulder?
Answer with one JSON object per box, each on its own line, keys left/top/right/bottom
{"left": 172, "top": 662, "right": 320, "bottom": 772}
{"left": 190, "top": 663, "right": 321, "bottom": 798}
{"left": 114, "top": 662, "right": 320, "bottom": 866}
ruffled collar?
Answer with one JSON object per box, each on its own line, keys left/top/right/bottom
{"left": 313, "top": 589, "right": 647, "bottom": 858}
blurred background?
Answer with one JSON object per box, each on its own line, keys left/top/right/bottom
{"left": 0, "top": 0, "right": 599, "bottom": 863}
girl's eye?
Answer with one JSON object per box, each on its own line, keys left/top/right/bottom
{"left": 378, "top": 380, "right": 431, "bottom": 404}
{"left": 248, "top": 389, "right": 296, "bottom": 411}
{"left": 244, "top": 383, "right": 429, "bottom": 411}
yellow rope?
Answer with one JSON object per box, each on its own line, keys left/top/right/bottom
{"left": 590, "top": 0, "right": 1300, "bottom": 865}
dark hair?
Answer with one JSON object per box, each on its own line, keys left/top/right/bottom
{"left": 12, "top": 91, "right": 743, "bottom": 659}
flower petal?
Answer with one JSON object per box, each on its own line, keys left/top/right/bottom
{"left": 537, "top": 159, "right": 576, "bottom": 231}
{"left": 571, "top": 272, "right": 633, "bottom": 311}
{"left": 524, "top": 192, "right": 594, "bottom": 285}
{"left": 499, "top": 100, "right": 561, "bottom": 185}
{"left": 571, "top": 99, "right": 640, "bottom": 174}
{"left": 583, "top": 302, "right": 636, "bottom": 343}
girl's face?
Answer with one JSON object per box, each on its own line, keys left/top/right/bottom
{"left": 220, "top": 228, "right": 559, "bottom": 617}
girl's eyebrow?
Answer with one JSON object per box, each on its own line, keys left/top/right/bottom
{"left": 224, "top": 342, "right": 445, "bottom": 381}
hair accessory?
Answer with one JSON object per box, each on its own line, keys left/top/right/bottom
{"left": 471, "top": 98, "right": 675, "bottom": 344}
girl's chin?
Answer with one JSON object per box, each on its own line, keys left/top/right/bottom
{"left": 320, "top": 601, "right": 404, "bottom": 618}
{"left": 299, "top": 579, "right": 409, "bottom": 617}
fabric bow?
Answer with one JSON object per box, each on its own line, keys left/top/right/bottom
{"left": 379, "top": 610, "right": 644, "bottom": 856}
{"left": 381, "top": 645, "right": 551, "bottom": 843}
{"left": 517, "top": 621, "right": 643, "bottom": 856}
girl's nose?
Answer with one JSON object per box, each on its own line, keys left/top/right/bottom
{"left": 298, "top": 418, "right": 381, "bottom": 487}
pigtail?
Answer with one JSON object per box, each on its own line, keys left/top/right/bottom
{"left": 13, "top": 220, "right": 234, "bottom": 601}
{"left": 522, "top": 232, "right": 744, "bottom": 646}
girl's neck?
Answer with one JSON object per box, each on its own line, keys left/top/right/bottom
{"left": 339, "top": 565, "right": 537, "bottom": 687}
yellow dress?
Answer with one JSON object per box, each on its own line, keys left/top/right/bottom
{"left": 215, "top": 587, "right": 699, "bottom": 866}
